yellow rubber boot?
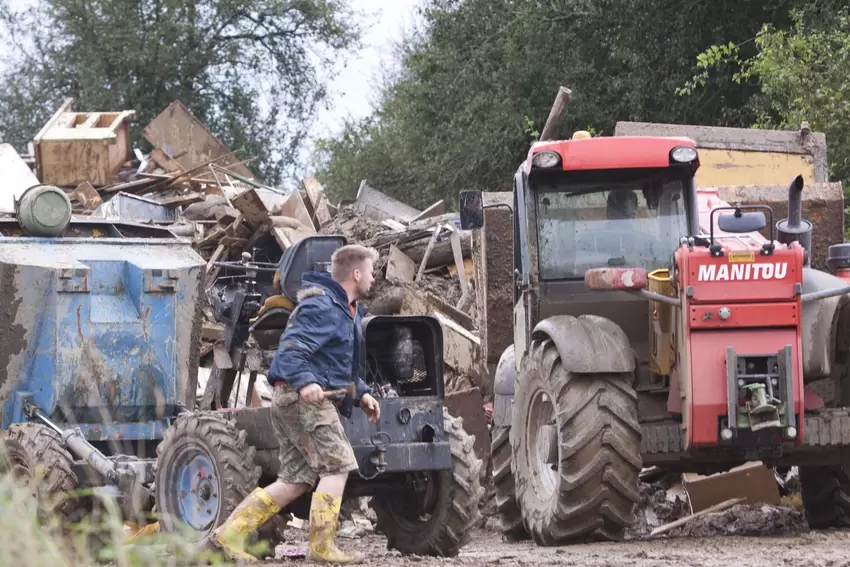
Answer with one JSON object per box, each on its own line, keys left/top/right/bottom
{"left": 306, "top": 493, "right": 364, "bottom": 564}
{"left": 211, "top": 487, "right": 281, "bottom": 562}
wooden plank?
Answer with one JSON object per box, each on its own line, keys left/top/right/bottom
{"left": 33, "top": 98, "right": 74, "bottom": 143}
{"left": 410, "top": 200, "right": 445, "bottom": 223}
{"left": 205, "top": 243, "right": 228, "bottom": 287}
{"left": 202, "top": 322, "right": 225, "bottom": 341}
{"left": 278, "top": 190, "right": 316, "bottom": 232}
{"left": 196, "top": 225, "right": 226, "bottom": 248}
{"left": 415, "top": 227, "right": 442, "bottom": 281}
{"left": 231, "top": 188, "right": 271, "bottom": 229}
{"left": 213, "top": 345, "right": 234, "bottom": 370}
{"left": 157, "top": 192, "right": 205, "bottom": 209}
{"left": 150, "top": 148, "right": 185, "bottom": 173}
{"left": 433, "top": 311, "right": 481, "bottom": 378}
{"left": 540, "top": 86, "right": 572, "bottom": 142}
{"left": 385, "top": 246, "right": 416, "bottom": 284}
{"left": 649, "top": 498, "right": 745, "bottom": 537}
{"left": 269, "top": 216, "right": 314, "bottom": 249}
{"left": 272, "top": 227, "right": 292, "bottom": 250}
{"left": 142, "top": 100, "right": 255, "bottom": 179}
{"left": 407, "top": 213, "right": 458, "bottom": 232}
{"left": 448, "top": 259, "right": 475, "bottom": 279}
{"left": 424, "top": 294, "right": 476, "bottom": 331}
{"left": 219, "top": 236, "right": 249, "bottom": 248}
{"left": 68, "top": 181, "right": 104, "bottom": 211}
{"left": 302, "top": 177, "right": 332, "bottom": 228}
{"left": 382, "top": 219, "right": 407, "bottom": 231}
{"left": 449, "top": 228, "right": 469, "bottom": 295}
{"left": 100, "top": 177, "right": 159, "bottom": 195}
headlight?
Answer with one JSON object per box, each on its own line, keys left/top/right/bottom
{"left": 671, "top": 146, "right": 698, "bottom": 163}
{"left": 532, "top": 151, "right": 561, "bottom": 168}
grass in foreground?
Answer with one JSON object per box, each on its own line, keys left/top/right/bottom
{"left": 0, "top": 469, "right": 269, "bottom": 566}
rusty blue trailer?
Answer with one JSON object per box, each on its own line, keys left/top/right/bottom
{"left": 0, "top": 215, "right": 204, "bottom": 507}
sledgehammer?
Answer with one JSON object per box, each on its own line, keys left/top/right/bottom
{"left": 322, "top": 382, "right": 356, "bottom": 399}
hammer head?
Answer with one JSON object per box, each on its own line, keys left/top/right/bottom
{"left": 344, "top": 382, "right": 356, "bottom": 398}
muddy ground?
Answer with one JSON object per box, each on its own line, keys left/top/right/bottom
{"left": 269, "top": 526, "right": 850, "bottom": 567}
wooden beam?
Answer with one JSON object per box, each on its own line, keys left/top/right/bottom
{"left": 649, "top": 498, "right": 745, "bottom": 537}
{"left": 539, "top": 86, "right": 572, "bottom": 142}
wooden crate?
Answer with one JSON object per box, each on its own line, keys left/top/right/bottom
{"left": 33, "top": 98, "right": 136, "bottom": 187}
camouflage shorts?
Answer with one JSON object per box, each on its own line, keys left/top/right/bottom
{"left": 270, "top": 383, "right": 358, "bottom": 486}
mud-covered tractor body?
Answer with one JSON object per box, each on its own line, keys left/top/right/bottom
{"left": 0, "top": 220, "right": 203, "bottom": 432}
{"left": 161, "top": 234, "right": 482, "bottom": 557}
{"left": 460, "top": 131, "right": 850, "bottom": 545}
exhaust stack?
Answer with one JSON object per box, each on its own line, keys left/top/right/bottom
{"left": 776, "top": 175, "right": 813, "bottom": 267}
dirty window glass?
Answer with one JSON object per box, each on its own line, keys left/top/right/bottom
{"left": 535, "top": 174, "right": 689, "bottom": 280}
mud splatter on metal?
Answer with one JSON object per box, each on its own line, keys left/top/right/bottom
{"left": 0, "top": 220, "right": 204, "bottom": 443}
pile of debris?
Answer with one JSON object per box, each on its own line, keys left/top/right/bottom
{"left": 629, "top": 463, "right": 808, "bottom": 540}
{"left": 2, "top": 97, "right": 492, "bottom": 488}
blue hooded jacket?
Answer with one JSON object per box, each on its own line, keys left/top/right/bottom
{"left": 268, "top": 271, "right": 369, "bottom": 405}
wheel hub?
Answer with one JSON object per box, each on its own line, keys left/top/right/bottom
{"left": 176, "top": 454, "right": 219, "bottom": 531}
{"left": 528, "top": 391, "right": 559, "bottom": 497}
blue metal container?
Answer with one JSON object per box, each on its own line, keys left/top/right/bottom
{"left": 0, "top": 219, "right": 205, "bottom": 445}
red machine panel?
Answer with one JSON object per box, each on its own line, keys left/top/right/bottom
{"left": 679, "top": 246, "right": 804, "bottom": 303}
{"left": 687, "top": 328, "right": 804, "bottom": 446}
{"left": 689, "top": 303, "right": 799, "bottom": 330}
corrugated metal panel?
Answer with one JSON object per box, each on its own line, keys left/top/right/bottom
{"left": 91, "top": 192, "right": 176, "bottom": 222}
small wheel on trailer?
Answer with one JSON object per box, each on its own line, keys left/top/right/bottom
{"left": 154, "top": 412, "right": 262, "bottom": 542}
{"left": 371, "top": 412, "right": 484, "bottom": 557}
{"left": 511, "top": 338, "right": 642, "bottom": 545}
{"left": 3, "top": 423, "right": 79, "bottom": 519}
{"left": 491, "top": 425, "right": 528, "bottom": 541}
{"left": 0, "top": 436, "right": 35, "bottom": 492}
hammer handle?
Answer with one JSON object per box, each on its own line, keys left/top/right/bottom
{"left": 322, "top": 388, "right": 349, "bottom": 399}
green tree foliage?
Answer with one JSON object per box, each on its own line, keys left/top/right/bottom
{"left": 681, "top": 6, "right": 850, "bottom": 190}
{"left": 0, "top": 0, "right": 360, "bottom": 184}
{"left": 314, "top": 0, "right": 799, "bottom": 207}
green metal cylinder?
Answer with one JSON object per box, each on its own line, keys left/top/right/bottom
{"left": 16, "top": 184, "right": 72, "bottom": 237}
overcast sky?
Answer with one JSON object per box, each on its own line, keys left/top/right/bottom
{"left": 314, "top": 0, "right": 421, "bottom": 139}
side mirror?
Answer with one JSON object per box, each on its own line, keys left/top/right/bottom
{"left": 584, "top": 267, "right": 648, "bottom": 291}
{"left": 718, "top": 210, "right": 767, "bottom": 234}
{"left": 458, "top": 190, "right": 484, "bottom": 230}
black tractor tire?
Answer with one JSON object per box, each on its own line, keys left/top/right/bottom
{"left": 154, "top": 411, "right": 262, "bottom": 542}
{"left": 372, "top": 412, "right": 483, "bottom": 557}
{"left": 491, "top": 426, "right": 528, "bottom": 541}
{"left": 511, "top": 338, "right": 642, "bottom": 545}
{"left": 799, "top": 465, "right": 850, "bottom": 528}
{"left": 0, "top": 436, "right": 35, "bottom": 490}
{"left": 4, "top": 423, "right": 79, "bottom": 518}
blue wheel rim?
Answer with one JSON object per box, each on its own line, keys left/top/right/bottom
{"left": 175, "top": 453, "right": 219, "bottom": 531}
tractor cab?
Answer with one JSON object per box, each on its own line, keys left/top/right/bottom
{"left": 460, "top": 132, "right": 701, "bottom": 367}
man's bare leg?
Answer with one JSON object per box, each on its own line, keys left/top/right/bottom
{"left": 315, "top": 473, "right": 347, "bottom": 498}
{"left": 264, "top": 479, "right": 311, "bottom": 507}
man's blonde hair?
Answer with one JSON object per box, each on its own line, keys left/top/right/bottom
{"left": 331, "top": 244, "right": 379, "bottom": 281}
